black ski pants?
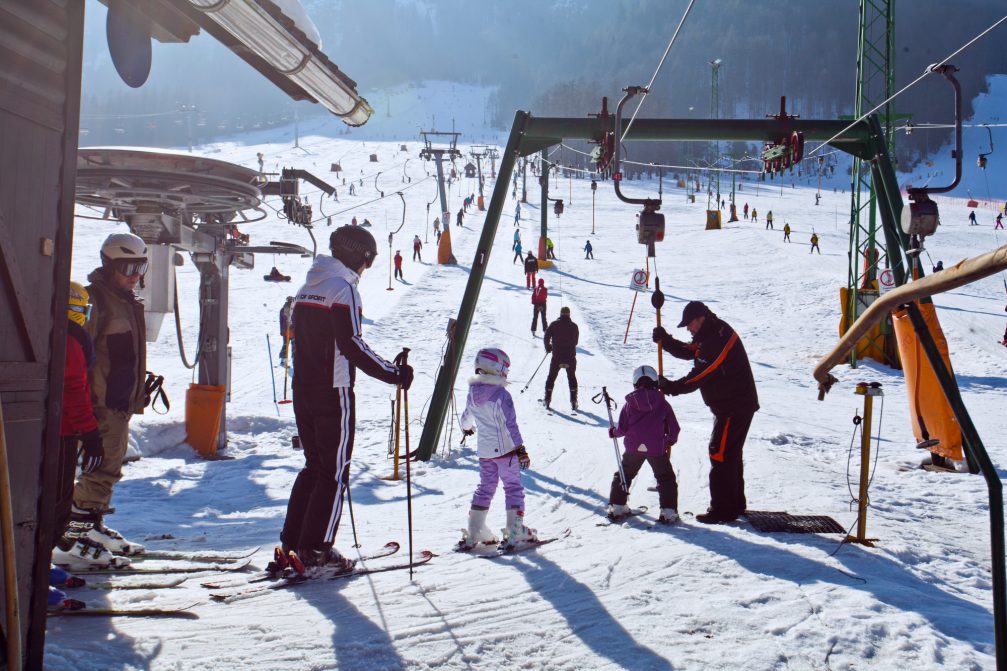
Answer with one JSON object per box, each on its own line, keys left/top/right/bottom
{"left": 282, "top": 387, "right": 355, "bottom": 552}
{"left": 609, "top": 452, "right": 678, "bottom": 510}
{"left": 544, "top": 359, "right": 577, "bottom": 401}
{"left": 531, "top": 304, "right": 547, "bottom": 332}
{"left": 706, "top": 408, "right": 754, "bottom": 516}
{"left": 54, "top": 436, "right": 78, "bottom": 547}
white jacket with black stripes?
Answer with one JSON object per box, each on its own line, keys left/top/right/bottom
{"left": 291, "top": 255, "right": 400, "bottom": 391}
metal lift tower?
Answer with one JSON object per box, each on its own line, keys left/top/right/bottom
{"left": 843, "top": 0, "right": 898, "bottom": 367}
{"left": 419, "top": 130, "right": 462, "bottom": 264}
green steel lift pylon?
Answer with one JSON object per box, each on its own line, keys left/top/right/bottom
{"left": 408, "top": 110, "right": 1005, "bottom": 668}
{"left": 843, "top": 0, "right": 898, "bottom": 367}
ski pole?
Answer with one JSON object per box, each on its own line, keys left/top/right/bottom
{"left": 596, "top": 387, "right": 629, "bottom": 493}
{"left": 520, "top": 351, "right": 550, "bottom": 394}
{"left": 345, "top": 480, "right": 361, "bottom": 548}
{"left": 265, "top": 335, "right": 279, "bottom": 416}
{"left": 394, "top": 348, "right": 415, "bottom": 579}
{"left": 279, "top": 350, "right": 292, "bottom": 405}
{"left": 652, "top": 277, "right": 665, "bottom": 377}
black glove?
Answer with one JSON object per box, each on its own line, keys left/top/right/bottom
{"left": 657, "top": 375, "right": 680, "bottom": 396}
{"left": 78, "top": 429, "right": 104, "bottom": 474}
{"left": 462, "top": 429, "right": 475, "bottom": 437}
{"left": 544, "top": 344, "right": 552, "bottom": 354}
{"left": 652, "top": 326, "right": 669, "bottom": 345}
{"left": 397, "top": 364, "right": 414, "bottom": 391}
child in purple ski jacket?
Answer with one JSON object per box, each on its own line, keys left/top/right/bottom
{"left": 607, "top": 365, "right": 681, "bottom": 524}
{"left": 458, "top": 347, "right": 538, "bottom": 549}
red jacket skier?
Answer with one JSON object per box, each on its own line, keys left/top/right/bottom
{"left": 531, "top": 279, "right": 548, "bottom": 335}
{"left": 56, "top": 282, "right": 104, "bottom": 550}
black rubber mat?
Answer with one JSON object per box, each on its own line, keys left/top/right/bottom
{"left": 743, "top": 510, "right": 845, "bottom": 534}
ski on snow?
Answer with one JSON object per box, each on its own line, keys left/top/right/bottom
{"left": 48, "top": 600, "right": 200, "bottom": 619}
{"left": 65, "top": 558, "right": 253, "bottom": 576}
{"left": 133, "top": 546, "right": 260, "bottom": 563}
{"left": 596, "top": 506, "right": 649, "bottom": 526}
{"left": 200, "top": 541, "right": 400, "bottom": 590}
{"left": 62, "top": 577, "right": 188, "bottom": 591}
{"left": 209, "top": 548, "right": 433, "bottom": 602}
{"left": 475, "top": 529, "right": 572, "bottom": 558}
{"left": 538, "top": 399, "right": 584, "bottom": 421}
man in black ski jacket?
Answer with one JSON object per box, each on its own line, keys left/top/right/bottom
{"left": 281, "top": 226, "right": 413, "bottom": 569}
{"left": 543, "top": 306, "right": 580, "bottom": 411}
{"left": 653, "top": 301, "right": 758, "bottom": 524}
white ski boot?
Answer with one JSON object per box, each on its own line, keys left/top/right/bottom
{"left": 502, "top": 508, "right": 537, "bottom": 549}
{"left": 459, "top": 508, "right": 498, "bottom": 550}
{"left": 53, "top": 519, "right": 131, "bottom": 571}
{"left": 658, "top": 508, "right": 680, "bottom": 524}
{"left": 607, "top": 503, "right": 631, "bottom": 520}
{"left": 77, "top": 507, "right": 145, "bottom": 555}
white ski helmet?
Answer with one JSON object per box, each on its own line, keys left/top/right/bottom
{"left": 100, "top": 232, "right": 148, "bottom": 275}
{"left": 474, "top": 347, "right": 511, "bottom": 379}
{"left": 632, "top": 365, "right": 659, "bottom": 388}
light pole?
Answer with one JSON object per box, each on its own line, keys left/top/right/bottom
{"left": 709, "top": 59, "right": 722, "bottom": 208}
{"left": 179, "top": 104, "right": 197, "bottom": 153}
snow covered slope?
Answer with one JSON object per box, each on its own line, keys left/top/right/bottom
{"left": 47, "top": 118, "right": 1007, "bottom": 669}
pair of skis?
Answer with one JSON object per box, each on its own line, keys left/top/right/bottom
{"left": 455, "top": 529, "right": 572, "bottom": 558}
{"left": 538, "top": 398, "right": 578, "bottom": 418}
{"left": 49, "top": 546, "right": 259, "bottom": 617}
{"left": 598, "top": 506, "right": 680, "bottom": 529}
{"left": 206, "top": 541, "right": 433, "bottom": 602}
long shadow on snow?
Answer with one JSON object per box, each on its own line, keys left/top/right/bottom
{"left": 111, "top": 453, "right": 294, "bottom": 550}
{"left": 515, "top": 552, "right": 674, "bottom": 670}
{"left": 294, "top": 583, "right": 408, "bottom": 671}
{"left": 686, "top": 525, "right": 992, "bottom": 648}
{"left": 45, "top": 622, "right": 159, "bottom": 671}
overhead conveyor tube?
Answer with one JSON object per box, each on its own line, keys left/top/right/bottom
{"left": 187, "top": 0, "right": 373, "bottom": 126}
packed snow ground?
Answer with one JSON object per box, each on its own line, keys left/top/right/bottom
{"left": 47, "top": 111, "right": 1007, "bottom": 669}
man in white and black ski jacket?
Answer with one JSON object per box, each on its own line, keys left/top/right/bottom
{"left": 280, "top": 226, "right": 412, "bottom": 567}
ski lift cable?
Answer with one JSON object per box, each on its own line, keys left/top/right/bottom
{"left": 559, "top": 142, "right": 763, "bottom": 174}
{"left": 806, "top": 13, "right": 1007, "bottom": 160}
{"left": 620, "top": 0, "right": 698, "bottom": 142}
{"left": 324, "top": 175, "right": 432, "bottom": 221}
{"left": 894, "top": 122, "right": 1007, "bottom": 130}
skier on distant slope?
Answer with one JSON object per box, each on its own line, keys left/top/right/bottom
{"left": 607, "top": 365, "right": 681, "bottom": 524}
{"left": 531, "top": 278, "right": 548, "bottom": 336}
{"left": 457, "top": 348, "right": 537, "bottom": 550}
{"left": 524, "top": 251, "right": 538, "bottom": 289}
{"left": 279, "top": 226, "right": 413, "bottom": 570}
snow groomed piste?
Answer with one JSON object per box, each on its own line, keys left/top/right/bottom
{"left": 46, "top": 72, "right": 1007, "bottom": 668}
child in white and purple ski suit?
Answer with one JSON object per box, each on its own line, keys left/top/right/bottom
{"left": 458, "top": 347, "right": 537, "bottom": 549}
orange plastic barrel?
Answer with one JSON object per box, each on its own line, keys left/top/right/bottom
{"left": 185, "top": 384, "right": 226, "bottom": 457}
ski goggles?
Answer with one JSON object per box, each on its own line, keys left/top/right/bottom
{"left": 68, "top": 303, "right": 92, "bottom": 321}
{"left": 110, "top": 259, "right": 148, "bottom": 277}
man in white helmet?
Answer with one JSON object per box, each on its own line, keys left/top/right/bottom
{"left": 57, "top": 232, "right": 149, "bottom": 565}
{"left": 278, "top": 226, "right": 413, "bottom": 571}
